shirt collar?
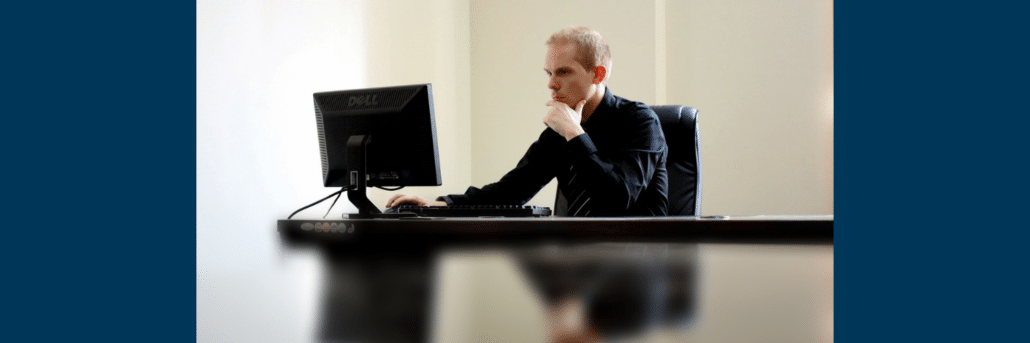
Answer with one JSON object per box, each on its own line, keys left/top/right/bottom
{"left": 584, "top": 87, "right": 616, "bottom": 128}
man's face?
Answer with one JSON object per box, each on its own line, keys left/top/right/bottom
{"left": 545, "top": 43, "right": 598, "bottom": 108}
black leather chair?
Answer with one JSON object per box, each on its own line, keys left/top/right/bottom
{"left": 650, "top": 105, "right": 702, "bottom": 216}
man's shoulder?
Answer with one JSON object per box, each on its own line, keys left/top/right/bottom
{"left": 609, "top": 92, "right": 659, "bottom": 124}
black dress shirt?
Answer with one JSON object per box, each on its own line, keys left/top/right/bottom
{"left": 438, "top": 88, "right": 668, "bottom": 216}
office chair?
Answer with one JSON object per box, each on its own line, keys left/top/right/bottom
{"left": 650, "top": 105, "right": 702, "bottom": 216}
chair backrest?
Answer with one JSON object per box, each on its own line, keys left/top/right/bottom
{"left": 650, "top": 105, "right": 702, "bottom": 216}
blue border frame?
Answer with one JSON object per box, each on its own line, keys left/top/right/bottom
{"left": 837, "top": 2, "right": 1026, "bottom": 342}
{"left": 6, "top": 2, "right": 196, "bottom": 341}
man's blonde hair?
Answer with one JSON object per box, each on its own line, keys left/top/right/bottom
{"left": 546, "top": 26, "right": 612, "bottom": 83}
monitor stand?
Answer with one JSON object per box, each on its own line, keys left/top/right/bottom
{"left": 343, "top": 135, "right": 417, "bottom": 219}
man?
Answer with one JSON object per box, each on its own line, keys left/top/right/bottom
{"left": 387, "top": 26, "right": 668, "bottom": 217}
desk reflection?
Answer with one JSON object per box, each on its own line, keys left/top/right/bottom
{"left": 278, "top": 216, "right": 833, "bottom": 342}
{"left": 316, "top": 243, "right": 697, "bottom": 343}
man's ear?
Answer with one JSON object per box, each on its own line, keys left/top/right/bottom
{"left": 592, "top": 66, "right": 607, "bottom": 84}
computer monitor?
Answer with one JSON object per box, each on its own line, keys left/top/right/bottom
{"left": 313, "top": 83, "right": 441, "bottom": 217}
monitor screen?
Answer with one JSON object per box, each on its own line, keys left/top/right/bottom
{"left": 313, "top": 83, "right": 441, "bottom": 214}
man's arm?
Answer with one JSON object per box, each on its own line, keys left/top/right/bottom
{"left": 437, "top": 129, "right": 563, "bottom": 205}
{"left": 386, "top": 129, "right": 563, "bottom": 208}
{"left": 545, "top": 100, "right": 667, "bottom": 213}
{"left": 564, "top": 119, "right": 665, "bottom": 212}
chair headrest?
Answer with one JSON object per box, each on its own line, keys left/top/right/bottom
{"left": 650, "top": 105, "right": 698, "bottom": 130}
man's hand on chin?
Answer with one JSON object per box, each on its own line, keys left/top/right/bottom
{"left": 544, "top": 99, "right": 587, "bottom": 141}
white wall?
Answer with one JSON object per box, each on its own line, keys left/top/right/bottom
{"left": 197, "top": 1, "right": 368, "bottom": 342}
{"left": 668, "top": 0, "right": 835, "bottom": 215}
{"left": 197, "top": 0, "right": 472, "bottom": 341}
{"left": 362, "top": 0, "right": 473, "bottom": 208}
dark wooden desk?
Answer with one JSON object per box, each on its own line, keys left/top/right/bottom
{"left": 277, "top": 215, "right": 832, "bottom": 342}
{"left": 278, "top": 215, "right": 833, "bottom": 246}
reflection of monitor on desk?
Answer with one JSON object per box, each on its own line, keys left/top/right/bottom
{"left": 313, "top": 84, "right": 441, "bottom": 217}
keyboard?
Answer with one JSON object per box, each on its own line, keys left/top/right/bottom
{"left": 385, "top": 204, "right": 552, "bottom": 217}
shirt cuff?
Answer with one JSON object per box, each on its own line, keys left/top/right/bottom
{"left": 436, "top": 195, "right": 458, "bottom": 205}
{"left": 565, "top": 133, "right": 598, "bottom": 157}
{"left": 437, "top": 186, "right": 480, "bottom": 205}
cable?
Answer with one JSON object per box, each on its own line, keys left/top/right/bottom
{"left": 374, "top": 185, "right": 405, "bottom": 191}
{"left": 288, "top": 188, "right": 346, "bottom": 219}
{"left": 323, "top": 190, "right": 343, "bottom": 218}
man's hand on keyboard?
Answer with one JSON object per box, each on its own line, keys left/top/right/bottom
{"left": 386, "top": 194, "right": 446, "bottom": 208}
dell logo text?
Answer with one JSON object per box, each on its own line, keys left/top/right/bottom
{"left": 348, "top": 95, "right": 378, "bottom": 107}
